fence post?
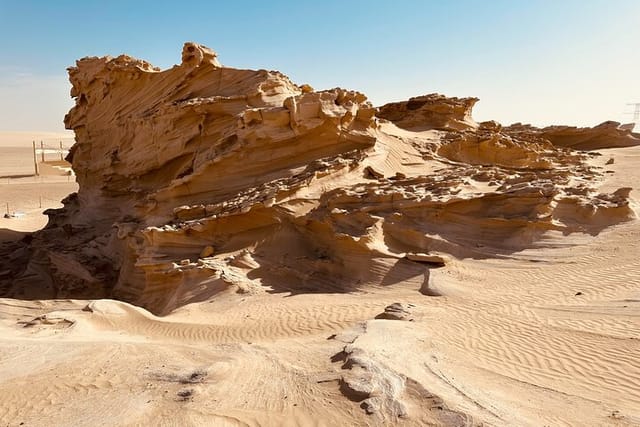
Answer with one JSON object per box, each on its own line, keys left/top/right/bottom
{"left": 59, "top": 140, "right": 64, "bottom": 161}
{"left": 40, "top": 141, "right": 45, "bottom": 162}
{"left": 32, "top": 140, "right": 39, "bottom": 176}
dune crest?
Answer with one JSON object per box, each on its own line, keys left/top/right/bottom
{"left": 0, "top": 43, "right": 636, "bottom": 315}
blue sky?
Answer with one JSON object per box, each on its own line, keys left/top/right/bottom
{"left": 0, "top": 0, "right": 639, "bottom": 131}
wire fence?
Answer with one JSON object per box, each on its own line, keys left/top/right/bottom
{"left": 32, "top": 139, "right": 75, "bottom": 177}
{"left": 2, "top": 173, "right": 76, "bottom": 185}
{"left": 1, "top": 138, "right": 77, "bottom": 219}
{"left": 0, "top": 139, "right": 76, "bottom": 182}
{"left": 3, "top": 194, "right": 69, "bottom": 217}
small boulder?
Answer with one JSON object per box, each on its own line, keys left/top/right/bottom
{"left": 375, "top": 303, "right": 415, "bottom": 321}
{"left": 229, "top": 250, "right": 259, "bottom": 269}
{"left": 405, "top": 252, "right": 447, "bottom": 266}
{"left": 364, "top": 166, "right": 384, "bottom": 180}
{"left": 200, "top": 245, "right": 215, "bottom": 258}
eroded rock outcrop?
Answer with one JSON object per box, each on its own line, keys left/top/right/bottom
{"left": 332, "top": 322, "right": 476, "bottom": 424}
{"left": 0, "top": 43, "right": 636, "bottom": 316}
{"left": 377, "top": 94, "right": 478, "bottom": 131}
{"left": 505, "top": 121, "right": 640, "bottom": 150}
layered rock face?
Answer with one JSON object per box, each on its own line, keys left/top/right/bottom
{"left": 504, "top": 121, "right": 640, "bottom": 150}
{"left": 1, "top": 43, "right": 636, "bottom": 313}
{"left": 377, "top": 93, "right": 478, "bottom": 131}
{"left": 58, "top": 42, "right": 377, "bottom": 311}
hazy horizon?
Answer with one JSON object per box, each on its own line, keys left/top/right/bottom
{"left": 1, "top": 0, "right": 639, "bottom": 132}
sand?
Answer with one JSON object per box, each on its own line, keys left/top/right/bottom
{"left": 0, "top": 139, "right": 77, "bottom": 232}
{"left": 0, "top": 133, "right": 638, "bottom": 426}
{"left": 0, "top": 47, "right": 638, "bottom": 427}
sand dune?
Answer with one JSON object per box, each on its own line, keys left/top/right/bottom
{"left": 1, "top": 204, "right": 638, "bottom": 425}
{"left": 0, "top": 43, "right": 638, "bottom": 426}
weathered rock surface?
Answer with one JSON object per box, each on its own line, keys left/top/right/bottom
{"left": 405, "top": 253, "right": 447, "bottom": 266}
{"left": 505, "top": 121, "right": 640, "bottom": 150}
{"left": 375, "top": 303, "right": 415, "bottom": 321}
{"left": 377, "top": 93, "right": 478, "bottom": 131}
{"left": 0, "top": 43, "right": 637, "bottom": 316}
{"left": 335, "top": 323, "right": 475, "bottom": 424}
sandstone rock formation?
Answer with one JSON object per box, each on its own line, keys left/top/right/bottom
{"left": 377, "top": 94, "right": 478, "bottom": 131}
{"left": 0, "top": 43, "right": 637, "bottom": 317}
{"left": 504, "top": 121, "right": 640, "bottom": 150}
{"left": 332, "top": 323, "right": 475, "bottom": 424}
{"left": 375, "top": 303, "right": 415, "bottom": 321}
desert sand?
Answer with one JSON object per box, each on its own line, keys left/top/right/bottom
{"left": 0, "top": 141, "right": 77, "bottom": 233}
{"left": 0, "top": 43, "right": 638, "bottom": 426}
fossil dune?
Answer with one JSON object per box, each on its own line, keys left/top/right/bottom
{"left": 0, "top": 43, "right": 638, "bottom": 426}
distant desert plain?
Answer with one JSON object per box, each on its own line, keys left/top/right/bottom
{"left": 0, "top": 44, "right": 638, "bottom": 426}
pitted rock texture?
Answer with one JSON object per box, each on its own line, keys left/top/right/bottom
{"left": 0, "top": 43, "right": 636, "bottom": 314}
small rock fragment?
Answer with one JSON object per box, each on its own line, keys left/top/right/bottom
{"left": 229, "top": 250, "right": 260, "bottom": 269}
{"left": 375, "top": 303, "right": 415, "bottom": 321}
{"left": 339, "top": 373, "right": 376, "bottom": 401}
{"left": 364, "top": 166, "right": 384, "bottom": 179}
{"left": 299, "top": 83, "right": 314, "bottom": 93}
{"left": 176, "top": 388, "right": 194, "bottom": 401}
{"left": 406, "top": 252, "right": 447, "bottom": 266}
{"left": 200, "top": 245, "right": 215, "bottom": 258}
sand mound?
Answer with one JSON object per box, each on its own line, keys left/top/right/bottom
{"left": 0, "top": 43, "right": 636, "bottom": 316}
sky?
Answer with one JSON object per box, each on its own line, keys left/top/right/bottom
{"left": 0, "top": 0, "right": 639, "bottom": 132}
